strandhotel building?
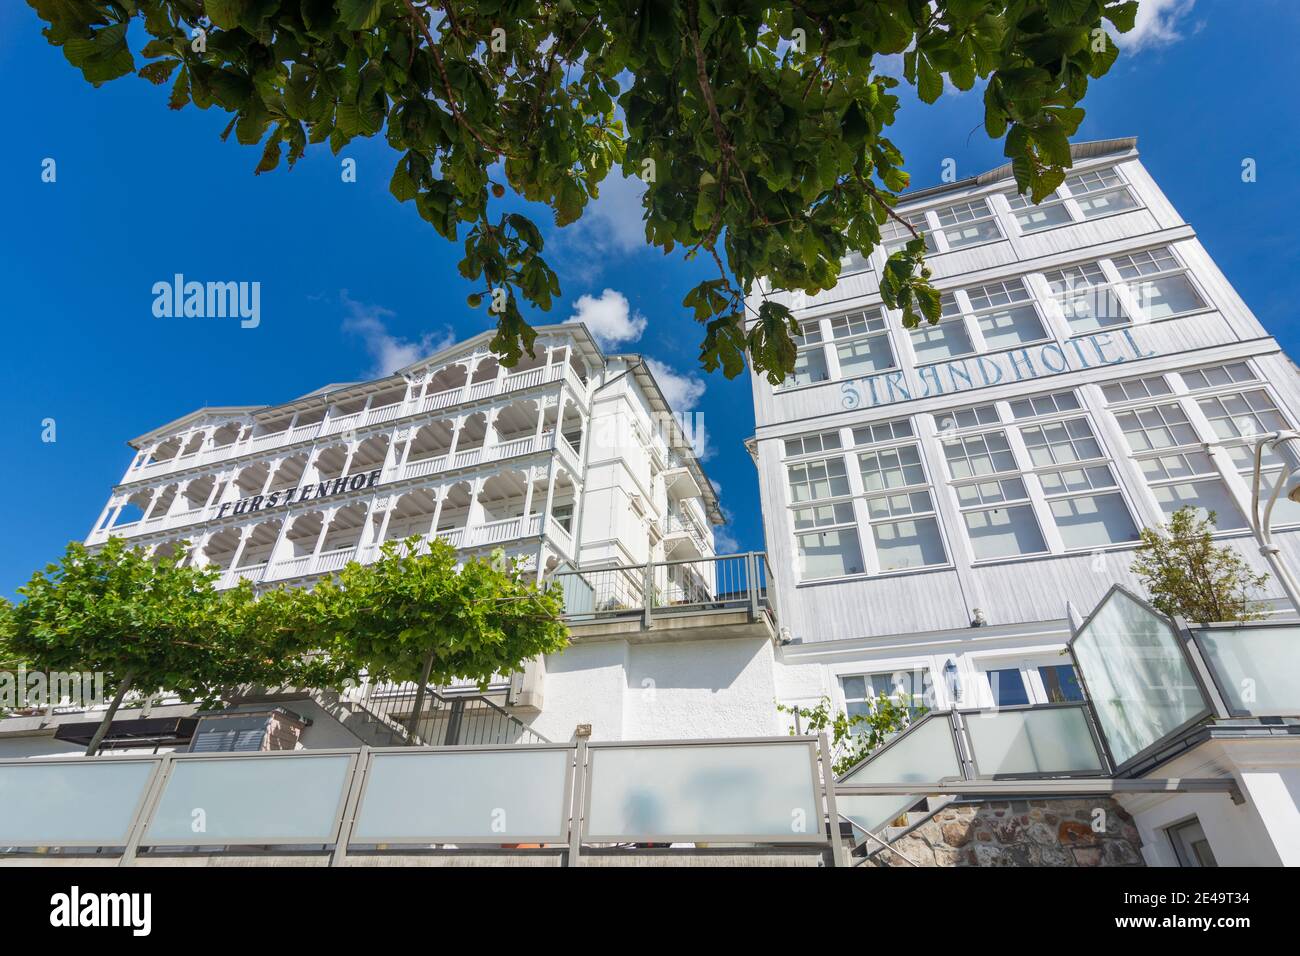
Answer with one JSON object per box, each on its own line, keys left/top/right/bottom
{"left": 1, "top": 139, "right": 1297, "bottom": 868}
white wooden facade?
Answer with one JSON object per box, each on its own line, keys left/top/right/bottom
{"left": 747, "top": 138, "right": 1300, "bottom": 719}
{"left": 86, "top": 324, "right": 719, "bottom": 589}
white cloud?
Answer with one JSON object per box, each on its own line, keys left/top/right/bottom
{"left": 549, "top": 169, "right": 648, "bottom": 281}
{"left": 1119, "top": 0, "right": 1197, "bottom": 51}
{"left": 646, "top": 358, "right": 705, "bottom": 412}
{"left": 566, "top": 288, "right": 647, "bottom": 349}
{"left": 340, "top": 292, "right": 456, "bottom": 378}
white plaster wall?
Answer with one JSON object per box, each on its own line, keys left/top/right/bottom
{"left": 528, "top": 637, "right": 780, "bottom": 742}
{"left": 1127, "top": 790, "right": 1283, "bottom": 867}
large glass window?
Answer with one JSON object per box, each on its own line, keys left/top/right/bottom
{"left": 787, "top": 456, "right": 851, "bottom": 503}
{"left": 961, "top": 278, "right": 1048, "bottom": 350}
{"left": 1112, "top": 247, "right": 1207, "bottom": 320}
{"left": 882, "top": 211, "right": 935, "bottom": 254}
{"left": 842, "top": 668, "right": 933, "bottom": 720}
{"left": 830, "top": 309, "right": 895, "bottom": 377}
{"left": 1115, "top": 403, "right": 1199, "bottom": 452}
{"left": 1005, "top": 189, "right": 1072, "bottom": 232}
{"left": 934, "top": 198, "right": 1003, "bottom": 249}
{"left": 1065, "top": 167, "right": 1140, "bottom": 219}
{"left": 911, "top": 296, "right": 975, "bottom": 363}
{"left": 1197, "top": 389, "right": 1288, "bottom": 440}
{"left": 1043, "top": 261, "right": 1129, "bottom": 333}
{"left": 797, "top": 527, "right": 864, "bottom": 579}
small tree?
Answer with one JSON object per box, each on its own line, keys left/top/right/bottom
{"left": 5, "top": 538, "right": 281, "bottom": 754}
{"left": 293, "top": 537, "right": 569, "bottom": 737}
{"left": 778, "top": 694, "right": 921, "bottom": 777}
{"left": 1132, "top": 506, "right": 1271, "bottom": 624}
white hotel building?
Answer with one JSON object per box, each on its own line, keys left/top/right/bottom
{"left": 1, "top": 138, "right": 1297, "bottom": 868}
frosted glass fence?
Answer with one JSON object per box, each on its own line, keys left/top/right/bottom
{"left": 144, "top": 752, "right": 355, "bottom": 845}
{"left": 583, "top": 740, "right": 822, "bottom": 843}
{"left": 352, "top": 746, "right": 571, "bottom": 844}
{"left": 0, "top": 758, "right": 159, "bottom": 847}
{"left": 1069, "top": 588, "right": 1210, "bottom": 769}
{"left": 962, "top": 705, "right": 1105, "bottom": 777}
{"left": 835, "top": 715, "right": 963, "bottom": 837}
{"left": 1193, "top": 623, "right": 1300, "bottom": 718}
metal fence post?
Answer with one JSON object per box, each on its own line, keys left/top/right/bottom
{"left": 330, "top": 747, "right": 369, "bottom": 868}
{"left": 746, "top": 552, "right": 760, "bottom": 622}
{"left": 567, "top": 738, "right": 588, "bottom": 867}
{"left": 443, "top": 698, "right": 466, "bottom": 746}
{"left": 118, "top": 754, "right": 173, "bottom": 868}
{"left": 817, "top": 733, "right": 849, "bottom": 868}
{"left": 642, "top": 561, "right": 654, "bottom": 630}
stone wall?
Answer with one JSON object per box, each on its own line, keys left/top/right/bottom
{"left": 867, "top": 798, "right": 1146, "bottom": 867}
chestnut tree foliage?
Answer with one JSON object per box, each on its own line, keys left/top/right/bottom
{"left": 32, "top": 0, "right": 1140, "bottom": 382}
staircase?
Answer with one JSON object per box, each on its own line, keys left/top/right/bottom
{"left": 318, "top": 682, "right": 550, "bottom": 747}
{"left": 848, "top": 795, "right": 957, "bottom": 866}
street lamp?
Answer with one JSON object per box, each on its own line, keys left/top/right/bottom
{"left": 1247, "top": 430, "right": 1300, "bottom": 612}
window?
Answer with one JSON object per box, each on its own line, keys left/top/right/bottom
{"left": 1009, "top": 390, "right": 1082, "bottom": 420}
{"left": 842, "top": 669, "right": 932, "bottom": 721}
{"left": 1039, "top": 464, "right": 1140, "bottom": 548}
{"left": 853, "top": 418, "right": 914, "bottom": 446}
{"left": 1180, "top": 362, "right": 1256, "bottom": 391}
{"left": 840, "top": 250, "right": 872, "bottom": 276}
{"left": 787, "top": 457, "right": 850, "bottom": 502}
{"left": 1151, "top": 478, "right": 1247, "bottom": 530}
{"left": 986, "top": 668, "right": 1030, "bottom": 706}
{"left": 943, "top": 431, "right": 1017, "bottom": 479}
{"left": 1224, "top": 444, "right": 1300, "bottom": 526}
{"left": 784, "top": 320, "right": 829, "bottom": 387}
{"left": 937, "top": 403, "right": 1000, "bottom": 432}
{"left": 797, "top": 527, "right": 864, "bottom": 579}
{"left": 1038, "top": 665, "right": 1085, "bottom": 703}
{"left": 1065, "top": 167, "right": 1140, "bottom": 219}
{"left": 784, "top": 430, "right": 842, "bottom": 458}
{"left": 911, "top": 299, "right": 975, "bottom": 363}
{"left": 882, "top": 211, "right": 934, "bottom": 254}
{"left": 1005, "top": 189, "right": 1072, "bottom": 232}
{"left": 1168, "top": 818, "right": 1218, "bottom": 868}
{"left": 1197, "top": 390, "right": 1287, "bottom": 440}
{"left": 1115, "top": 403, "right": 1199, "bottom": 452}
{"left": 957, "top": 278, "right": 1048, "bottom": 350}
{"left": 934, "top": 198, "right": 1003, "bottom": 249}
{"left": 945, "top": 429, "right": 1048, "bottom": 559}
{"left": 1043, "top": 261, "right": 1129, "bottom": 333}
{"left": 1112, "top": 247, "right": 1207, "bottom": 319}
{"left": 830, "top": 309, "right": 895, "bottom": 377}
{"left": 1102, "top": 375, "right": 1172, "bottom": 404}
{"left": 963, "top": 502, "right": 1048, "bottom": 559}
{"left": 860, "top": 443, "right": 947, "bottom": 571}
{"left": 1020, "top": 417, "right": 1104, "bottom": 466}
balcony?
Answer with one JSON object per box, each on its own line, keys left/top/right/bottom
{"left": 0, "top": 735, "right": 840, "bottom": 866}
{"left": 125, "top": 362, "right": 587, "bottom": 483}
{"left": 549, "top": 552, "right": 777, "bottom": 643}
{"left": 660, "top": 510, "right": 710, "bottom": 558}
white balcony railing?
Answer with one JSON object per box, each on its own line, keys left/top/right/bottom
{"left": 124, "top": 361, "right": 587, "bottom": 482}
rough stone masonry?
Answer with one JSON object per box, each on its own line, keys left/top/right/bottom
{"left": 866, "top": 798, "right": 1146, "bottom": 867}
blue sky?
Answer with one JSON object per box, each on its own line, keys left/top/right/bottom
{"left": 2, "top": 0, "right": 1297, "bottom": 597}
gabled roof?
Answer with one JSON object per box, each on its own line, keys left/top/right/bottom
{"left": 128, "top": 407, "right": 264, "bottom": 447}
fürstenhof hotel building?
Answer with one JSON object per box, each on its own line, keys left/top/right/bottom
{"left": 3, "top": 139, "right": 1298, "bottom": 869}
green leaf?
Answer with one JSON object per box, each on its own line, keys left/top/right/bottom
{"left": 339, "top": 0, "right": 384, "bottom": 31}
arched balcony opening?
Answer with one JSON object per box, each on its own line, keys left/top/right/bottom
{"left": 203, "top": 528, "right": 243, "bottom": 571}
{"left": 152, "top": 540, "right": 182, "bottom": 562}
{"left": 237, "top": 520, "right": 283, "bottom": 569}
{"left": 424, "top": 362, "right": 468, "bottom": 401}
{"left": 549, "top": 469, "right": 577, "bottom": 535}
{"left": 234, "top": 462, "right": 272, "bottom": 497}
{"left": 268, "top": 453, "right": 309, "bottom": 494}
{"left": 209, "top": 422, "right": 242, "bottom": 451}
{"left": 509, "top": 348, "right": 547, "bottom": 375}
{"left": 381, "top": 489, "right": 440, "bottom": 548}
{"left": 182, "top": 475, "right": 217, "bottom": 514}
{"left": 148, "top": 485, "right": 179, "bottom": 520}
{"left": 435, "top": 482, "right": 473, "bottom": 542}
{"left": 371, "top": 383, "right": 406, "bottom": 409}
{"left": 318, "top": 503, "right": 368, "bottom": 555}
{"left": 179, "top": 432, "right": 205, "bottom": 457}
{"left": 147, "top": 437, "right": 181, "bottom": 465}
{"left": 330, "top": 393, "right": 368, "bottom": 417}
{"left": 559, "top": 403, "right": 584, "bottom": 456}
{"left": 283, "top": 511, "right": 326, "bottom": 560}
{"left": 251, "top": 411, "right": 295, "bottom": 442}
{"left": 294, "top": 405, "right": 327, "bottom": 428}
{"left": 456, "top": 412, "right": 488, "bottom": 455}
{"left": 470, "top": 356, "right": 501, "bottom": 384}
{"left": 311, "top": 444, "right": 349, "bottom": 483}
{"left": 402, "top": 420, "right": 454, "bottom": 479}
{"left": 493, "top": 399, "right": 541, "bottom": 447}
{"left": 478, "top": 471, "right": 530, "bottom": 522}
{"left": 350, "top": 433, "right": 390, "bottom": 474}
{"left": 105, "top": 490, "right": 150, "bottom": 530}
